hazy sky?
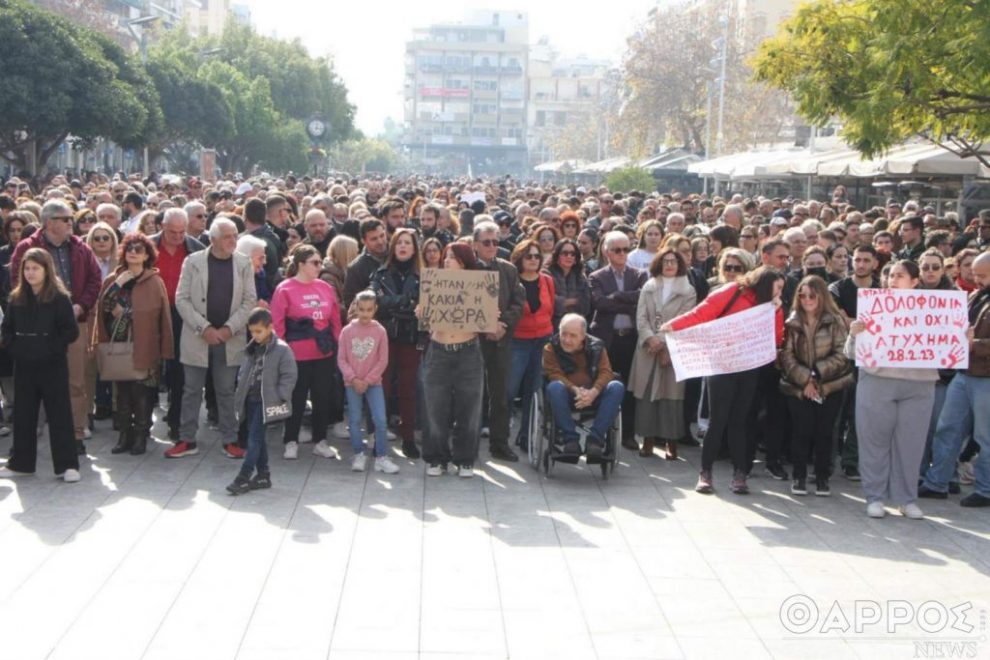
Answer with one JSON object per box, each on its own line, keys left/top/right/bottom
{"left": 240, "top": 0, "right": 659, "bottom": 135}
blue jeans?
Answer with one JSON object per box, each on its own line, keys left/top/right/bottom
{"left": 922, "top": 374, "right": 990, "bottom": 497}
{"left": 239, "top": 400, "right": 269, "bottom": 479}
{"left": 346, "top": 384, "right": 388, "bottom": 456}
{"left": 507, "top": 335, "right": 550, "bottom": 446}
{"left": 921, "top": 379, "right": 949, "bottom": 474}
{"left": 545, "top": 380, "right": 625, "bottom": 444}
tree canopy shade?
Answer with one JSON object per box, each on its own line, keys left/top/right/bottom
{"left": 753, "top": 0, "right": 990, "bottom": 166}
{"left": 0, "top": 0, "right": 155, "bottom": 171}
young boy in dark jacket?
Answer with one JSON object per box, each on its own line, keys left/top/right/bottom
{"left": 227, "top": 308, "right": 298, "bottom": 495}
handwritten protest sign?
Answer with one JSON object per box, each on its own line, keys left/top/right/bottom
{"left": 666, "top": 303, "right": 777, "bottom": 382}
{"left": 855, "top": 289, "right": 969, "bottom": 369}
{"left": 419, "top": 268, "right": 500, "bottom": 333}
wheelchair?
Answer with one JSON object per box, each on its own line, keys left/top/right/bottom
{"left": 526, "top": 383, "right": 621, "bottom": 479}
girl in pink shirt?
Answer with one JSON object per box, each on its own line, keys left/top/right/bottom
{"left": 338, "top": 290, "right": 397, "bottom": 473}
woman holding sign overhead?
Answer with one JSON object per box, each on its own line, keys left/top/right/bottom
{"left": 846, "top": 260, "right": 938, "bottom": 520}
{"left": 661, "top": 267, "right": 785, "bottom": 495}
{"left": 778, "top": 275, "right": 853, "bottom": 497}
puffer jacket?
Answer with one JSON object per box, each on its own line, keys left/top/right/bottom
{"left": 779, "top": 310, "right": 854, "bottom": 398}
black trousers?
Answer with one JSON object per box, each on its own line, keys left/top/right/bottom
{"left": 9, "top": 358, "right": 78, "bottom": 475}
{"left": 165, "top": 306, "right": 184, "bottom": 434}
{"left": 788, "top": 392, "right": 842, "bottom": 481}
{"left": 746, "top": 362, "right": 790, "bottom": 467}
{"left": 607, "top": 332, "right": 637, "bottom": 439}
{"left": 117, "top": 380, "right": 153, "bottom": 437}
{"left": 480, "top": 338, "right": 511, "bottom": 446}
{"left": 701, "top": 369, "right": 759, "bottom": 473}
{"left": 283, "top": 357, "right": 333, "bottom": 444}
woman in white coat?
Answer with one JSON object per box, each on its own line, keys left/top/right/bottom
{"left": 629, "top": 246, "right": 697, "bottom": 459}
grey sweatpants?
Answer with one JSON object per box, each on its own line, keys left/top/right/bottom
{"left": 855, "top": 372, "right": 935, "bottom": 506}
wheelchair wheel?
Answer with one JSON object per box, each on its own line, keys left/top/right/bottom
{"left": 528, "top": 390, "right": 543, "bottom": 471}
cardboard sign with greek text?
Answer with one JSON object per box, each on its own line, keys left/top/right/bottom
{"left": 666, "top": 303, "right": 777, "bottom": 382}
{"left": 855, "top": 289, "right": 969, "bottom": 369}
{"left": 419, "top": 268, "right": 500, "bottom": 333}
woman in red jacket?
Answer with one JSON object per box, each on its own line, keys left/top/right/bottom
{"left": 507, "top": 239, "right": 556, "bottom": 451}
{"left": 661, "top": 266, "right": 785, "bottom": 495}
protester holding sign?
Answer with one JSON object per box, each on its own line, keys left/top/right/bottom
{"left": 779, "top": 275, "right": 853, "bottom": 497}
{"left": 661, "top": 266, "right": 785, "bottom": 495}
{"left": 419, "top": 243, "right": 486, "bottom": 478}
{"left": 847, "top": 260, "right": 938, "bottom": 520}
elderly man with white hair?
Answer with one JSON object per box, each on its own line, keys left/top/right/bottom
{"left": 542, "top": 313, "right": 625, "bottom": 460}
{"left": 588, "top": 230, "right": 648, "bottom": 450}
{"left": 166, "top": 217, "right": 257, "bottom": 459}
{"left": 150, "top": 207, "right": 205, "bottom": 440}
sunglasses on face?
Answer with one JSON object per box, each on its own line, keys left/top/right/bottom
{"left": 523, "top": 253, "right": 541, "bottom": 260}
{"left": 479, "top": 239, "right": 498, "bottom": 247}
{"left": 125, "top": 243, "right": 146, "bottom": 253}
{"left": 610, "top": 247, "right": 631, "bottom": 254}
{"left": 92, "top": 234, "right": 111, "bottom": 243}
{"left": 798, "top": 292, "right": 818, "bottom": 300}
{"left": 921, "top": 264, "right": 942, "bottom": 271}
{"left": 722, "top": 264, "right": 744, "bottom": 273}
{"left": 306, "top": 259, "right": 322, "bottom": 267}
{"left": 559, "top": 250, "right": 577, "bottom": 257}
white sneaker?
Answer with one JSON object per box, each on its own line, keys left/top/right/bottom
{"left": 332, "top": 422, "right": 350, "bottom": 439}
{"left": 458, "top": 465, "right": 474, "bottom": 478}
{"left": 959, "top": 461, "right": 975, "bottom": 485}
{"left": 426, "top": 463, "right": 443, "bottom": 477}
{"left": 313, "top": 440, "right": 340, "bottom": 460}
{"left": 351, "top": 453, "right": 367, "bottom": 472}
{"left": 83, "top": 428, "right": 92, "bottom": 440}
{"left": 283, "top": 441, "right": 298, "bottom": 460}
{"left": 899, "top": 503, "right": 924, "bottom": 520}
{"left": 867, "top": 501, "right": 886, "bottom": 518}
{"left": 61, "top": 469, "right": 81, "bottom": 483}
{"left": 386, "top": 429, "right": 397, "bottom": 441}
{"left": 0, "top": 426, "right": 9, "bottom": 437}
{"left": 375, "top": 455, "right": 400, "bottom": 474}
{"left": 0, "top": 466, "right": 32, "bottom": 478}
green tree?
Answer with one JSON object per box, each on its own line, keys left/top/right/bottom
{"left": 605, "top": 167, "right": 655, "bottom": 193}
{"left": 0, "top": 0, "right": 152, "bottom": 172}
{"left": 330, "top": 138, "right": 398, "bottom": 174}
{"left": 753, "top": 0, "right": 990, "bottom": 166}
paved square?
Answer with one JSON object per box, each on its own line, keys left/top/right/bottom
{"left": 0, "top": 411, "right": 987, "bottom": 659}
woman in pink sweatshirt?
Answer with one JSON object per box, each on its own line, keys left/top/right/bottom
{"left": 338, "top": 290, "right": 397, "bottom": 474}
{"left": 270, "top": 244, "right": 342, "bottom": 460}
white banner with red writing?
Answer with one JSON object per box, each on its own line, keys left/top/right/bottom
{"left": 666, "top": 303, "right": 777, "bottom": 382}
{"left": 855, "top": 289, "right": 969, "bottom": 369}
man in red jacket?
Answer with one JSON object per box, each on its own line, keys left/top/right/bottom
{"left": 11, "top": 200, "right": 103, "bottom": 454}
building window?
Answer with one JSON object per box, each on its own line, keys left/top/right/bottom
{"left": 536, "top": 111, "right": 546, "bottom": 127}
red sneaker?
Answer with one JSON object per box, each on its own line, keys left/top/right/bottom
{"left": 223, "top": 443, "right": 246, "bottom": 459}
{"left": 164, "top": 441, "right": 199, "bottom": 458}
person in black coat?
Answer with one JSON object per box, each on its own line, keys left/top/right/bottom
{"left": 0, "top": 248, "right": 81, "bottom": 481}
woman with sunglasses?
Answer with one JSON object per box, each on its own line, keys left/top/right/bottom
{"left": 85, "top": 222, "right": 119, "bottom": 421}
{"left": 661, "top": 267, "right": 786, "bottom": 495}
{"left": 507, "top": 239, "right": 556, "bottom": 451}
{"left": 559, "top": 210, "right": 582, "bottom": 240}
{"left": 779, "top": 275, "right": 853, "bottom": 496}
{"left": 73, "top": 209, "right": 96, "bottom": 237}
{"left": 708, "top": 247, "right": 754, "bottom": 289}
{"left": 92, "top": 234, "right": 173, "bottom": 456}
{"left": 271, "top": 244, "right": 343, "bottom": 461}
{"left": 545, "top": 238, "right": 591, "bottom": 329}
{"left": 629, "top": 246, "right": 697, "bottom": 459}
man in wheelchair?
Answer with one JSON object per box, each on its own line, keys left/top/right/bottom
{"left": 542, "top": 314, "right": 625, "bottom": 462}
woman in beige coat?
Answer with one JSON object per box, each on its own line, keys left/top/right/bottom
{"left": 629, "top": 246, "right": 697, "bottom": 459}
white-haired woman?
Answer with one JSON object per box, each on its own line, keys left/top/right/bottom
{"left": 237, "top": 234, "right": 271, "bottom": 306}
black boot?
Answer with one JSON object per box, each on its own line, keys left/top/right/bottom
{"left": 130, "top": 384, "right": 153, "bottom": 456}
{"left": 111, "top": 430, "right": 133, "bottom": 454}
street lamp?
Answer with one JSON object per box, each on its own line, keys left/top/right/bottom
{"left": 126, "top": 16, "right": 160, "bottom": 179}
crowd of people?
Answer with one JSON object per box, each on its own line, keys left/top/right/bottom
{"left": 0, "top": 172, "right": 986, "bottom": 518}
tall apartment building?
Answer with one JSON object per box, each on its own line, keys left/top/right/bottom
{"left": 185, "top": 0, "right": 233, "bottom": 37}
{"left": 402, "top": 10, "right": 529, "bottom": 175}
{"left": 527, "top": 38, "right": 610, "bottom": 164}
